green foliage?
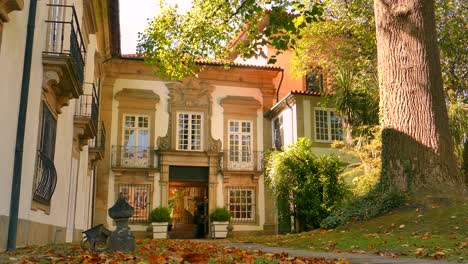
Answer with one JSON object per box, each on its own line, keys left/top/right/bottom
{"left": 333, "top": 126, "right": 382, "bottom": 196}
{"left": 320, "top": 187, "right": 406, "bottom": 229}
{"left": 265, "top": 138, "right": 349, "bottom": 231}
{"left": 209, "top": 208, "right": 231, "bottom": 222}
{"left": 435, "top": 0, "right": 467, "bottom": 103}
{"left": 149, "top": 207, "right": 172, "bottom": 223}
{"left": 137, "top": 0, "right": 323, "bottom": 80}
{"left": 322, "top": 68, "right": 379, "bottom": 141}
{"left": 447, "top": 92, "right": 468, "bottom": 164}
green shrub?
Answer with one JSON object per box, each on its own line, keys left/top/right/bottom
{"left": 320, "top": 188, "right": 406, "bottom": 229}
{"left": 352, "top": 167, "right": 380, "bottom": 196}
{"left": 149, "top": 207, "right": 172, "bottom": 223}
{"left": 209, "top": 208, "right": 231, "bottom": 221}
{"left": 265, "top": 138, "right": 350, "bottom": 231}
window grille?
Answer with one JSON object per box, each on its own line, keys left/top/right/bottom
{"left": 33, "top": 104, "right": 58, "bottom": 205}
{"left": 118, "top": 184, "right": 151, "bottom": 224}
{"left": 228, "top": 188, "right": 255, "bottom": 222}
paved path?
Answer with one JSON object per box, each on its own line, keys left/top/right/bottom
{"left": 216, "top": 242, "right": 460, "bottom": 264}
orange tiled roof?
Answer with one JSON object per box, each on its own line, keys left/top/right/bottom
{"left": 121, "top": 54, "right": 282, "bottom": 71}
{"left": 290, "top": 90, "right": 335, "bottom": 96}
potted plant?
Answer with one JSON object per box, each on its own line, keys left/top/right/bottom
{"left": 149, "top": 207, "right": 171, "bottom": 239}
{"left": 209, "top": 208, "right": 231, "bottom": 239}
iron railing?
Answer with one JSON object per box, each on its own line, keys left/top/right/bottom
{"left": 33, "top": 151, "right": 58, "bottom": 205}
{"left": 220, "top": 150, "right": 264, "bottom": 172}
{"left": 89, "top": 121, "right": 106, "bottom": 155}
{"left": 75, "top": 83, "right": 99, "bottom": 132}
{"left": 44, "top": 4, "right": 86, "bottom": 83}
{"left": 112, "top": 146, "right": 161, "bottom": 169}
{"left": 118, "top": 184, "right": 151, "bottom": 224}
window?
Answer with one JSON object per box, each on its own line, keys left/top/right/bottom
{"left": 228, "top": 120, "right": 253, "bottom": 169}
{"left": 122, "top": 114, "right": 149, "bottom": 167}
{"left": 119, "top": 184, "right": 151, "bottom": 223}
{"left": 228, "top": 188, "right": 255, "bottom": 222}
{"left": 33, "top": 104, "right": 58, "bottom": 205}
{"left": 273, "top": 116, "right": 284, "bottom": 150}
{"left": 306, "top": 68, "right": 323, "bottom": 92}
{"left": 46, "top": 0, "right": 65, "bottom": 53}
{"left": 315, "top": 108, "right": 343, "bottom": 142}
{"left": 177, "top": 112, "right": 203, "bottom": 151}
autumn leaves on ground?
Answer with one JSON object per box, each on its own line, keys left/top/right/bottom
{"left": 1, "top": 201, "right": 466, "bottom": 263}
{"left": 1, "top": 239, "right": 343, "bottom": 264}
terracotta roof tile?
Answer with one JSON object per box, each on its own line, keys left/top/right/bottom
{"left": 120, "top": 54, "right": 282, "bottom": 71}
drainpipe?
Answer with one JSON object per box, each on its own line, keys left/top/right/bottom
{"left": 7, "top": 0, "right": 38, "bottom": 251}
{"left": 275, "top": 69, "right": 284, "bottom": 103}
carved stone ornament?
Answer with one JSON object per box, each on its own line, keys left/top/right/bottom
{"left": 42, "top": 70, "right": 71, "bottom": 114}
{"left": 0, "top": 0, "right": 24, "bottom": 23}
{"left": 157, "top": 77, "right": 221, "bottom": 152}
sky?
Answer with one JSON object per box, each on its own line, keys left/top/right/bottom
{"left": 119, "top": 0, "right": 192, "bottom": 55}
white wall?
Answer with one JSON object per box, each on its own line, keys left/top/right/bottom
{"left": 276, "top": 103, "right": 297, "bottom": 148}
{"left": 0, "top": 0, "right": 30, "bottom": 217}
{"left": 0, "top": 0, "right": 101, "bottom": 247}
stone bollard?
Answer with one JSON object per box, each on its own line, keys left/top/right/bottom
{"left": 108, "top": 193, "right": 135, "bottom": 252}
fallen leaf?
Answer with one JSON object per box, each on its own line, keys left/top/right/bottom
{"left": 430, "top": 251, "right": 445, "bottom": 260}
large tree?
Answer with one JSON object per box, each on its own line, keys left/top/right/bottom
{"left": 374, "top": 0, "right": 463, "bottom": 194}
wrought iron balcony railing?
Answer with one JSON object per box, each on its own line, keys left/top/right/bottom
{"left": 44, "top": 4, "right": 86, "bottom": 83}
{"left": 75, "top": 82, "right": 99, "bottom": 132}
{"left": 33, "top": 151, "right": 58, "bottom": 205}
{"left": 89, "top": 121, "right": 106, "bottom": 157}
{"left": 220, "top": 150, "right": 264, "bottom": 172}
{"left": 112, "top": 146, "right": 161, "bottom": 170}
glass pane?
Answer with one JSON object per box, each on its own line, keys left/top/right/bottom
{"left": 138, "top": 116, "right": 149, "bottom": 128}
{"left": 125, "top": 116, "right": 135, "bottom": 128}
{"left": 138, "top": 130, "right": 149, "bottom": 147}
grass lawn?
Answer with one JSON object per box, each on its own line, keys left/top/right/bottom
{"left": 228, "top": 200, "right": 467, "bottom": 262}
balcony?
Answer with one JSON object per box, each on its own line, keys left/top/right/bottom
{"left": 89, "top": 121, "right": 106, "bottom": 161}
{"left": 220, "top": 150, "right": 264, "bottom": 172}
{"left": 33, "top": 151, "right": 58, "bottom": 205}
{"left": 74, "top": 83, "right": 99, "bottom": 147}
{"left": 42, "top": 4, "right": 86, "bottom": 112}
{"left": 111, "top": 146, "right": 161, "bottom": 171}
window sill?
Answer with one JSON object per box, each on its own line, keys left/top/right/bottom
{"left": 31, "top": 200, "right": 51, "bottom": 215}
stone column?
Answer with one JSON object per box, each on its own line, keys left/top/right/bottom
{"left": 159, "top": 158, "right": 169, "bottom": 207}
{"left": 94, "top": 74, "right": 116, "bottom": 226}
{"left": 208, "top": 153, "right": 219, "bottom": 210}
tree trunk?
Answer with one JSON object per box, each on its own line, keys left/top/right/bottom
{"left": 374, "top": 0, "right": 464, "bottom": 195}
{"left": 343, "top": 121, "right": 353, "bottom": 145}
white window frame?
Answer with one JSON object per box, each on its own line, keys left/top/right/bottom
{"left": 176, "top": 112, "right": 204, "bottom": 151}
{"left": 314, "top": 108, "right": 342, "bottom": 143}
{"left": 122, "top": 114, "right": 150, "bottom": 167}
{"left": 227, "top": 188, "right": 255, "bottom": 222}
{"left": 228, "top": 119, "right": 254, "bottom": 170}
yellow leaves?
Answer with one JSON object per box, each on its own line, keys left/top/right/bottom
{"left": 336, "top": 259, "right": 350, "bottom": 264}
{"left": 414, "top": 247, "right": 425, "bottom": 256}
{"left": 430, "top": 251, "right": 446, "bottom": 260}
{"left": 458, "top": 241, "right": 468, "bottom": 249}
{"left": 421, "top": 232, "right": 432, "bottom": 240}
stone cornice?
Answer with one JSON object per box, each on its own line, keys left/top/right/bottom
{"left": 115, "top": 88, "right": 160, "bottom": 102}
{"left": 0, "top": 0, "right": 23, "bottom": 23}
